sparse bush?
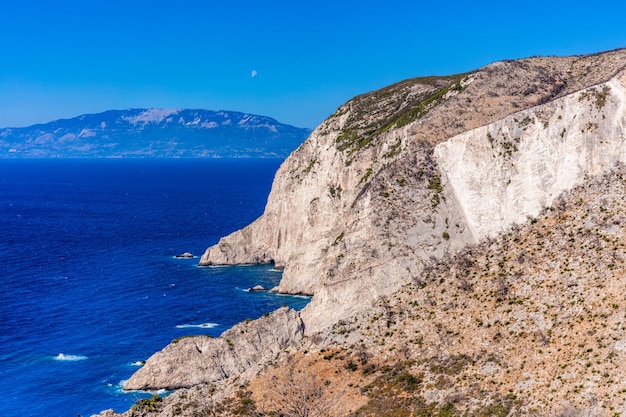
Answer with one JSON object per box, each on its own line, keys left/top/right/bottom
{"left": 264, "top": 367, "right": 346, "bottom": 417}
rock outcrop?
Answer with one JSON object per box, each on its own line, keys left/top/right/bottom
{"left": 435, "top": 74, "right": 626, "bottom": 238}
{"left": 100, "top": 166, "right": 626, "bottom": 416}
{"left": 124, "top": 307, "right": 303, "bottom": 390}
{"left": 200, "top": 49, "right": 626, "bottom": 335}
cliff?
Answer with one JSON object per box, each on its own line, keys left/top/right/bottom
{"left": 200, "top": 49, "right": 626, "bottom": 334}
{"left": 104, "top": 49, "right": 626, "bottom": 416}
{"left": 124, "top": 307, "right": 303, "bottom": 390}
{"left": 99, "top": 165, "right": 626, "bottom": 416}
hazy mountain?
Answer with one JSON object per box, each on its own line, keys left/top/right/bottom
{"left": 0, "top": 108, "right": 311, "bottom": 158}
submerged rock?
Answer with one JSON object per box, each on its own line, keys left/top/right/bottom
{"left": 174, "top": 252, "right": 194, "bottom": 259}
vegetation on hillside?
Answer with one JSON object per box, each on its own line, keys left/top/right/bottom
{"left": 126, "top": 166, "right": 626, "bottom": 417}
{"left": 333, "top": 74, "right": 469, "bottom": 157}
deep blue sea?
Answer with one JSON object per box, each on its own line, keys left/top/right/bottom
{"left": 0, "top": 158, "right": 309, "bottom": 417}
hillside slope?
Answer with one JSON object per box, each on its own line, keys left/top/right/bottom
{"left": 101, "top": 146, "right": 626, "bottom": 417}
{"left": 312, "top": 166, "right": 626, "bottom": 416}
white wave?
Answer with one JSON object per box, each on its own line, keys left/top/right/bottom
{"left": 118, "top": 379, "right": 170, "bottom": 395}
{"left": 175, "top": 323, "right": 218, "bottom": 329}
{"left": 131, "top": 360, "right": 146, "bottom": 366}
{"left": 54, "top": 353, "right": 88, "bottom": 361}
{"left": 276, "top": 293, "right": 312, "bottom": 299}
{"left": 113, "top": 379, "right": 128, "bottom": 393}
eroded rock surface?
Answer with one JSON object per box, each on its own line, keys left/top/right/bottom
{"left": 200, "top": 50, "right": 626, "bottom": 335}
{"left": 124, "top": 307, "right": 303, "bottom": 390}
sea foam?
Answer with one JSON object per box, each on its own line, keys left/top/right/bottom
{"left": 175, "top": 323, "right": 218, "bottom": 329}
{"left": 53, "top": 353, "right": 88, "bottom": 361}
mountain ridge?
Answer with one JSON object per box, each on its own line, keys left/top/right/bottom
{"left": 0, "top": 108, "right": 311, "bottom": 158}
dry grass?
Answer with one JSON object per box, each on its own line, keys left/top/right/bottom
{"left": 324, "top": 166, "right": 626, "bottom": 416}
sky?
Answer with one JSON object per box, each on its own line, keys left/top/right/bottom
{"left": 1, "top": 1, "right": 625, "bottom": 130}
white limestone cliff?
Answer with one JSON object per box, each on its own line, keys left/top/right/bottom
{"left": 127, "top": 51, "right": 626, "bottom": 393}
{"left": 436, "top": 75, "right": 626, "bottom": 239}
{"left": 201, "top": 51, "right": 626, "bottom": 335}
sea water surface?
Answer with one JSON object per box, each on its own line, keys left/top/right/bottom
{"left": 0, "top": 158, "right": 309, "bottom": 417}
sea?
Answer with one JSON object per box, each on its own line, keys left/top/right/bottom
{"left": 0, "top": 158, "right": 310, "bottom": 417}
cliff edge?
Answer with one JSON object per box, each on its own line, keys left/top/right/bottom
{"left": 200, "top": 49, "right": 626, "bottom": 335}
{"left": 99, "top": 49, "right": 626, "bottom": 416}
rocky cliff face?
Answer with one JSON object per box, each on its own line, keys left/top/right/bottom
{"left": 436, "top": 74, "right": 626, "bottom": 239}
{"left": 200, "top": 49, "right": 626, "bottom": 335}
{"left": 101, "top": 165, "right": 626, "bottom": 416}
{"left": 124, "top": 307, "right": 303, "bottom": 391}
{"left": 101, "top": 49, "right": 626, "bottom": 416}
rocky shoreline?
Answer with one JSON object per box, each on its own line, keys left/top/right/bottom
{"left": 124, "top": 307, "right": 304, "bottom": 391}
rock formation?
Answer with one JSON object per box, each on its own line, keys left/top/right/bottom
{"left": 124, "top": 307, "right": 303, "bottom": 390}
{"left": 110, "top": 49, "right": 626, "bottom": 416}
{"left": 200, "top": 49, "right": 626, "bottom": 335}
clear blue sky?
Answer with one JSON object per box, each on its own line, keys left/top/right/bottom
{"left": 1, "top": 0, "right": 625, "bottom": 129}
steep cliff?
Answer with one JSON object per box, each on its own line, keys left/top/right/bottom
{"left": 101, "top": 49, "right": 626, "bottom": 417}
{"left": 200, "top": 49, "right": 626, "bottom": 334}
{"left": 100, "top": 165, "right": 626, "bottom": 416}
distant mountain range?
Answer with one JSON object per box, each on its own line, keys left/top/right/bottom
{"left": 0, "top": 109, "right": 311, "bottom": 158}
